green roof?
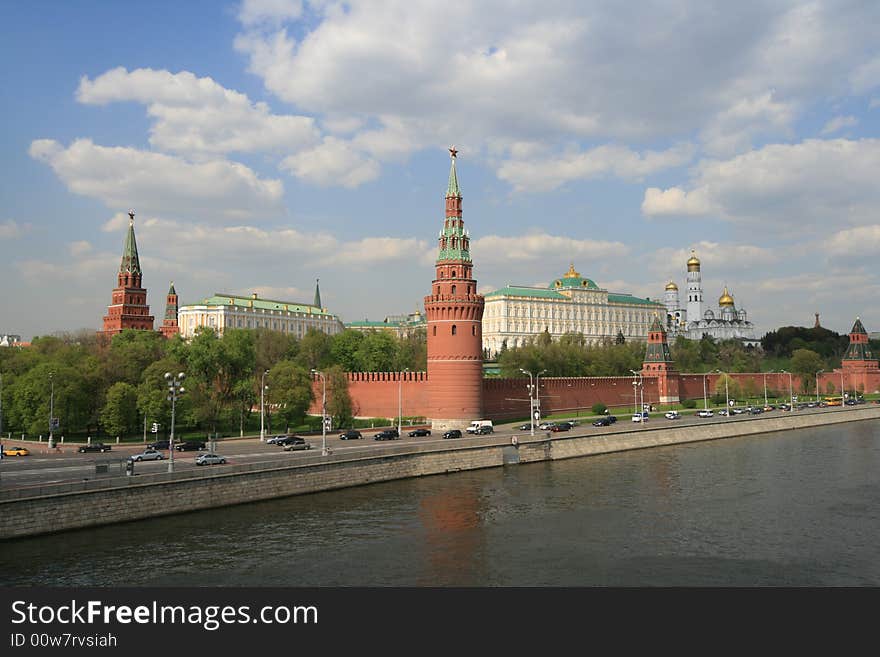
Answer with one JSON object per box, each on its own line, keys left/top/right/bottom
{"left": 484, "top": 286, "right": 567, "bottom": 299}
{"left": 119, "top": 215, "right": 142, "bottom": 275}
{"left": 607, "top": 293, "right": 665, "bottom": 307}
{"left": 447, "top": 154, "right": 461, "bottom": 197}
{"left": 187, "top": 293, "right": 333, "bottom": 316}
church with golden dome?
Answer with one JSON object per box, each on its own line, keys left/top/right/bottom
{"left": 662, "top": 251, "right": 760, "bottom": 346}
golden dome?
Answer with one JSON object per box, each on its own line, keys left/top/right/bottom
{"left": 686, "top": 250, "right": 700, "bottom": 271}
{"left": 718, "top": 286, "right": 735, "bottom": 307}
{"left": 665, "top": 281, "right": 679, "bottom": 291}
{"left": 563, "top": 263, "right": 581, "bottom": 279}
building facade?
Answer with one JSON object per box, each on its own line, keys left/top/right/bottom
{"left": 177, "top": 287, "right": 344, "bottom": 339}
{"left": 482, "top": 264, "right": 665, "bottom": 356}
{"left": 663, "top": 251, "right": 760, "bottom": 346}
{"left": 102, "top": 212, "right": 154, "bottom": 336}
{"left": 346, "top": 310, "right": 427, "bottom": 337}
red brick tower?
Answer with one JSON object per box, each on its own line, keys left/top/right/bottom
{"left": 838, "top": 317, "right": 879, "bottom": 395}
{"left": 102, "top": 211, "right": 154, "bottom": 336}
{"left": 641, "top": 314, "right": 680, "bottom": 403}
{"left": 424, "top": 148, "right": 485, "bottom": 430}
{"left": 159, "top": 281, "right": 179, "bottom": 339}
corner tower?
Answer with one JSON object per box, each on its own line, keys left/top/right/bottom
{"left": 838, "top": 317, "right": 879, "bottom": 396}
{"left": 159, "top": 281, "right": 179, "bottom": 339}
{"left": 102, "top": 211, "right": 154, "bottom": 336}
{"left": 642, "top": 314, "right": 680, "bottom": 403}
{"left": 424, "top": 147, "right": 485, "bottom": 430}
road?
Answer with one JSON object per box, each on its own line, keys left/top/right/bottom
{"left": 0, "top": 404, "right": 866, "bottom": 489}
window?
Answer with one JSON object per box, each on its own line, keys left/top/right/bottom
{"left": 472, "top": 325, "right": 476, "bottom": 336}
{"left": 433, "top": 326, "right": 437, "bottom": 336}
{"left": 451, "top": 285, "right": 457, "bottom": 295}
{"left": 452, "top": 270, "right": 457, "bottom": 278}
{"left": 452, "top": 325, "right": 457, "bottom": 335}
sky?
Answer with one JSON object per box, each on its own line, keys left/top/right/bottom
{"left": 2, "top": 0, "right": 879, "bottom": 341}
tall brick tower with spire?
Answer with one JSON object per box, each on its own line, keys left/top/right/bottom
{"left": 641, "top": 313, "right": 680, "bottom": 403}
{"left": 102, "top": 211, "right": 154, "bottom": 336}
{"left": 837, "top": 317, "right": 879, "bottom": 395}
{"left": 159, "top": 281, "right": 179, "bottom": 339}
{"left": 424, "top": 148, "right": 485, "bottom": 430}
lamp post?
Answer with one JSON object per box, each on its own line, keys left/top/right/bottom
{"left": 763, "top": 370, "right": 773, "bottom": 407}
{"left": 164, "top": 372, "right": 185, "bottom": 473}
{"left": 520, "top": 369, "right": 535, "bottom": 436}
{"left": 715, "top": 369, "right": 729, "bottom": 419}
{"left": 48, "top": 372, "right": 55, "bottom": 447}
{"left": 840, "top": 370, "right": 846, "bottom": 407}
{"left": 630, "top": 369, "right": 644, "bottom": 423}
{"left": 398, "top": 368, "right": 409, "bottom": 437}
{"left": 702, "top": 372, "right": 709, "bottom": 410}
{"left": 780, "top": 370, "right": 794, "bottom": 412}
{"left": 815, "top": 369, "right": 824, "bottom": 403}
{"left": 259, "top": 369, "right": 269, "bottom": 442}
{"left": 536, "top": 369, "right": 546, "bottom": 427}
{"left": 312, "top": 369, "right": 327, "bottom": 455}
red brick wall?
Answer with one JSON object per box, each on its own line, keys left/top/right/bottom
{"left": 309, "top": 371, "right": 430, "bottom": 419}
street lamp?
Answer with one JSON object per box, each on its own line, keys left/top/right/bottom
{"left": 816, "top": 369, "right": 824, "bottom": 403}
{"left": 715, "top": 369, "right": 729, "bottom": 419}
{"left": 164, "top": 372, "right": 185, "bottom": 473}
{"left": 630, "top": 369, "right": 644, "bottom": 423}
{"left": 763, "top": 370, "right": 773, "bottom": 408}
{"left": 840, "top": 370, "right": 846, "bottom": 407}
{"left": 520, "top": 369, "right": 535, "bottom": 436}
{"left": 780, "top": 370, "right": 794, "bottom": 412}
{"left": 48, "top": 372, "right": 55, "bottom": 447}
{"left": 702, "top": 372, "right": 709, "bottom": 411}
{"left": 260, "top": 369, "right": 269, "bottom": 442}
{"left": 311, "top": 369, "right": 327, "bottom": 455}
{"left": 398, "top": 368, "right": 409, "bottom": 437}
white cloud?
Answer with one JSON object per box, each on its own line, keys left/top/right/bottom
{"left": 68, "top": 241, "right": 92, "bottom": 257}
{"left": 77, "top": 67, "right": 319, "bottom": 157}
{"left": 237, "top": 0, "right": 302, "bottom": 27}
{"left": 649, "top": 241, "right": 776, "bottom": 276}
{"left": 0, "top": 220, "right": 25, "bottom": 239}
{"left": 820, "top": 115, "right": 858, "bottom": 135}
{"left": 641, "top": 138, "right": 880, "bottom": 228}
{"left": 472, "top": 233, "right": 628, "bottom": 265}
{"left": 280, "top": 137, "right": 380, "bottom": 187}
{"left": 850, "top": 55, "right": 880, "bottom": 94}
{"left": 30, "top": 138, "right": 284, "bottom": 221}
{"left": 497, "top": 143, "right": 695, "bottom": 193}
{"left": 700, "top": 91, "right": 795, "bottom": 156}
{"left": 826, "top": 224, "right": 880, "bottom": 257}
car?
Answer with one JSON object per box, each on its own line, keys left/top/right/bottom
{"left": 697, "top": 409, "right": 714, "bottom": 418}
{"left": 807, "top": 402, "right": 818, "bottom": 408}
{"left": 538, "top": 422, "right": 555, "bottom": 430}
{"left": 517, "top": 423, "right": 533, "bottom": 431}
{"left": 664, "top": 411, "right": 681, "bottom": 420}
{"left": 749, "top": 407, "right": 764, "bottom": 415}
{"left": 607, "top": 415, "right": 618, "bottom": 424}
{"left": 339, "top": 430, "right": 363, "bottom": 440}
{"left": 631, "top": 412, "right": 649, "bottom": 423}
{"left": 283, "top": 441, "right": 312, "bottom": 452}
{"left": 147, "top": 440, "right": 171, "bottom": 450}
{"left": 195, "top": 453, "right": 226, "bottom": 466}
{"left": 408, "top": 428, "right": 431, "bottom": 437}
{"left": 763, "top": 405, "right": 775, "bottom": 411}
{"left": 442, "top": 429, "right": 462, "bottom": 439}
{"left": 276, "top": 435, "right": 306, "bottom": 447}
{"left": 593, "top": 417, "right": 612, "bottom": 427}
{"left": 373, "top": 430, "right": 400, "bottom": 441}
{"left": 266, "top": 435, "right": 289, "bottom": 445}
{"left": 129, "top": 449, "right": 164, "bottom": 462}
{"left": 175, "top": 440, "right": 206, "bottom": 451}
{"left": 731, "top": 408, "right": 745, "bottom": 414}
{"left": 474, "top": 425, "right": 494, "bottom": 435}
{"left": 77, "top": 442, "right": 111, "bottom": 453}
{"left": 717, "top": 409, "right": 729, "bottom": 416}
{"left": 550, "top": 422, "right": 572, "bottom": 432}
{"left": 2, "top": 445, "right": 30, "bottom": 457}
{"left": 845, "top": 399, "right": 858, "bottom": 406}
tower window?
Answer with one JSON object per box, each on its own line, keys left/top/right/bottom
{"left": 452, "top": 270, "right": 457, "bottom": 278}
{"left": 452, "top": 325, "right": 457, "bottom": 335}
{"left": 451, "top": 285, "right": 457, "bottom": 295}
{"left": 472, "top": 325, "right": 476, "bottom": 336}
{"left": 433, "top": 326, "right": 437, "bottom": 336}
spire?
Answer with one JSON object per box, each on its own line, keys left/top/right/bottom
{"left": 168, "top": 281, "right": 176, "bottom": 296}
{"left": 164, "top": 281, "right": 178, "bottom": 322}
{"left": 313, "top": 278, "right": 322, "bottom": 309}
{"left": 446, "top": 146, "right": 461, "bottom": 197}
{"left": 120, "top": 210, "right": 142, "bottom": 275}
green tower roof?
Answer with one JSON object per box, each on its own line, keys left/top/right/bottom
{"left": 119, "top": 212, "right": 142, "bottom": 275}
{"left": 314, "top": 279, "right": 322, "bottom": 309}
{"left": 447, "top": 147, "right": 461, "bottom": 197}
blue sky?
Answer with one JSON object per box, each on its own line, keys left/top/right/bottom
{"left": 2, "top": 0, "right": 879, "bottom": 340}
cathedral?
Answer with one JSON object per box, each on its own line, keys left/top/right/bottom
{"left": 663, "top": 251, "right": 760, "bottom": 347}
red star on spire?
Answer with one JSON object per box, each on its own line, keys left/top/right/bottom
{"left": 449, "top": 145, "right": 458, "bottom": 159}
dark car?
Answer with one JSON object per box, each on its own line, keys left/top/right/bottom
{"left": 474, "top": 425, "right": 494, "bottom": 435}
{"left": 339, "top": 430, "right": 363, "bottom": 440}
{"left": 276, "top": 436, "right": 305, "bottom": 447}
{"left": 607, "top": 415, "right": 618, "bottom": 423}
{"left": 77, "top": 442, "right": 111, "bottom": 453}
{"left": 443, "top": 429, "right": 462, "bottom": 439}
{"left": 517, "top": 423, "right": 532, "bottom": 430}
{"left": 593, "top": 417, "right": 612, "bottom": 427}
{"left": 175, "top": 440, "right": 206, "bottom": 451}
{"left": 147, "top": 440, "right": 171, "bottom": 451}
{"left": 550, "top": 422, "right": 572, "bottom": 432}
{"left": 749, "top": 407, "right": 764, "bottom": 415}
{"left": 408, "top": 428, "right": 431, "bottom": 437}
{"left": 374, "top": 430, "right": 400, "bottom": 441}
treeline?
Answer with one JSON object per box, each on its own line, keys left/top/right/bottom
{"left": 0, "top": 327, "right": 427, "bottom": 439}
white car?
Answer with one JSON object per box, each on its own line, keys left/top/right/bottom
{"left": 664, "top": 411, "right": 681, "bottom": 419}
{"left": 538, "top": 422, "right": 555, "bottom": 430}
{"left": 129, "top": 449, "right": 164, "bottom": 462}
{"left": 631, "top": 412, "right": 649, "bottom": 423}
{"left": 195, "top": 453, "right": 227, "bottom": 466}
{"left": 731, "top": 408, "right": 744, "bottom": 414}
{"left": 697, "top": 409, "right": 714, "bottom": 418}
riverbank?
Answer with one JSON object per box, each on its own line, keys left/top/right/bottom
{"left": 2, "top": 406, "right": 879, "bottom": 540}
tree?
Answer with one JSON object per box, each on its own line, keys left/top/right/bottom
{"left": 267, "top": 360, "right": 313, "bottom": 431}
{"left": 325, "top": 365, "right": 353, "bottom": 429}
{"left": 100, "top": 382, "right": 138, "bottom": 437}
{"left": 790, "top": 348, "right": 825, "bottom": 391}
{"left": 355, "top": 331, "right": 397, "bottom": 372}
{"left": 330, "top": 329, "right": 365, "bottom": 371}
{"left": 297, "top": 328, "right": 333, "bottom": 371}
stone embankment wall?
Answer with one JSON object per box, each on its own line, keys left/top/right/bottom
{"left": 2, "top": 406, "right": 878, "bottom": 540}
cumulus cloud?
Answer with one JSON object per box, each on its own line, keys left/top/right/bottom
{"left": 237, "top": 0, "right": 302, "bottom": 27}
{"left": 826, "top": 224, "right": 880, "bottom": 257}
{"left": 641, "top": 138, "right": 880, "bottom": 228}
{"left": 280, "top": 137, "right": 381, "bottom": 187}
{"left": 77, "top": 67, "right": 319, "bottom": 156}
{"left": 820, "top": 115, "right": 859, "bottom": 135}
{"left": 0, "top": 219, "right": 25, "bottom": 239}
{"left": 472, "top": 233, "right": 628, "bottom": 265}
{"left": 29, "top": 138, "right": 284, "bottom": 221}
{"left": 68, "top": 240, "right": 92, "bottom": 257}
{"left": 649, "top": 241, "right": 776, "bottom": 276}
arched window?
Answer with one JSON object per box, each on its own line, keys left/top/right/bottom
{"left": 472, "top": 325, "right": 476, "bottom": 336}
{"left": 452, "top": 270, "right": 457, "bottom": 278}
{"left": 451, "top": 285, "right": 457, "bottom": 295}
{"left": 452, "top": 325, "right": 457, "bottom": 335}
{"left": 433, "top": 326, "right": 437, "bottom": 336}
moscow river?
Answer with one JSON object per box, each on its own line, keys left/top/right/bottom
{"left": 2, "top": 420, "right": 879, "bottom": 586}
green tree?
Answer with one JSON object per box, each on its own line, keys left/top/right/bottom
{"left": 355, "top": 331, "right": 397, "bottom": 372}
{"left": 100, "top": 382, "right": 138, "bottom": 437}
{"left": 790, "top": 348, "right": 825, "bottom": 391}
{"left": 297, "top": 328, "right": 333, "bottom": 370}
{"left": 268, "top": 360, "right": 313, "bottom": 432}
{"left": 325, "top": 365, "right": 353, "bottom": 428}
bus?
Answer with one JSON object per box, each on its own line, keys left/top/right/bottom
{"left": 824, "top": 396, "right": 843, "bottom": 406}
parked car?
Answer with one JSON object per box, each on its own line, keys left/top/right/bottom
{"left": 276, "top": 435, "right": 306, "bottom": 446}
{"left": 731, "top": 408, "right": 745, "bottom": 414}
{"left": 129, "top": 449, "right": 164, "bottom": 462}
{"left": 664, "top": 411, "right": 681, "bottom": 420}
{"left": 339, "top": 430, "right": 363, "bottom": 440}
{"left": 442, "top": 429, "right": 462, "bottom": 439}
{"left": 175, "top": 440, "right": 206, "bottom": 451}
{"left": 631, "top": 412, "right": 649, "bottom": 423}
{"left": 77, "top": 442, "right": 111, "bottom": 453}
{"left": 717, "top": 409, "right": 729, "bottom": 416}
{"left": 283, "top": 441, "right": 312, "bottom": 452}
{"left": 517, "top": 423, "right": 533, "bottom": 430}
{"left": 266, "top": 435, "right": 289, "bottom": 445}
{"left": 474, "top": 425, "right": 494, "bottom": 435}
{"left": 593, "top": 417, "right": 612, "bottom": 427}
{"left": 550, "top": 422, "right": 572, "bottom": 432}
{"left": 408, "top": 428, "right": 431, "bottom": 437}
{"left": 749, "top": 407, "right": 764, "bottom": 415}
{"left": 147, "top": 440, "right": 171, "bottom": 450}
{"left": 195, "top": 453, "right": 227, "bottom": 466}
{"left": 2, "top": 445, "right": 30, "bottom": 457}
{"left": 538, "top": 422, "right": 555, "bottom": 430}
{"left": 607, "top": 415, "right": 618, "bottom": 423}
{"left": 697, "top": 409, "right": 714, "bottom": 418}
{"left": 374, "top": 430, "right": 400, "bottom": 441}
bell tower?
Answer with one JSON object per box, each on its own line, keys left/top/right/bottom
{"left": 424, "top": 147, "right": 485, "bottom": 430}
{"left": 102, "top": 211, "right": 154, "bottom": 336}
